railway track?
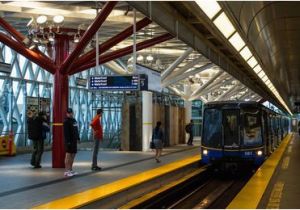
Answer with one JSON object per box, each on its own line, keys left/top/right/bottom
{"left": 130, "top": 167, "right": 252, "bottom": 209}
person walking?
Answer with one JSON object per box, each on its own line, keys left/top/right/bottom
{"left": 63, "top": 108, "right": 80, "bottom": 177}
{"left": 27, "top": 111, "right": 44, "bottom": 168}
{"left": 186, "top": 120, "right": 194, "bottom": 146}
{"left": 90, "top": 109, "right": 103, "bottom": 171}
{"left": 152, "top": 121, "right": 164, "bottom": 163}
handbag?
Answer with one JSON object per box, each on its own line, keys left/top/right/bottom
{"left": 150, "top": 141, "right": 155, "bottom": 149}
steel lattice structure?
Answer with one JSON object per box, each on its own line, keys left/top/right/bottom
{"left": 0, "top": 43, "right": 123, "bottom": 148}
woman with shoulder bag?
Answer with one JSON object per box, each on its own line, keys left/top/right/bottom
{"left": 152, "top": 121, "right": 164, "bottom": 163}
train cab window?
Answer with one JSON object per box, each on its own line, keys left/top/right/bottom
{"left": 223, "top": 110, "right": 239, "bottom": 148}
{"left": 242, "top": 108, "right": 262, "bottom": 147}
{"left": 202, "top": 109, "right": 222, "bottom": 148}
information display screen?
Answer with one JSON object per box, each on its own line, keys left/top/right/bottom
{"left": 90, "top": 75, "right": 141, "bottom": 91}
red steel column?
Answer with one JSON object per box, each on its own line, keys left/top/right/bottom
{"left": 52, "top": 35, "right": 69, "bottom": 168}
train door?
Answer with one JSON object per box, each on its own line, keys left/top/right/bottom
{"left": 263, "top": 111, "right": 271, "bottom": 155}
{"left": 222, "top": 109, "right": 240, "bottom": 149}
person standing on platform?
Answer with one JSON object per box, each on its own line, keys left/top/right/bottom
{"left": 40, "top": 111, "right": 50, "bottom": 143}
{"left": 186, "top": 120, "right": 194, "bottom": 146}
{"left": 27, "top": 111, "right": 44, "bottom": 168}
{"left": 90, "top": 109, "right": 103, "bottom": 171}
{"left": 152, "top": 121, "right": 164, "bottom": 163}
{"left": 63, "top": 108, "right": 80, "bottom": 177}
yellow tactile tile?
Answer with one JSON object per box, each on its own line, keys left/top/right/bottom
{"left": 227, "top": 133, "right": 292, "bottom": 209}
{"left": 33, "top": 154, "right": 201, "bottom": 209}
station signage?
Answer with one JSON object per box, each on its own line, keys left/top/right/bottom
{"left": 89, "top": 75, "right": 148, "bottom": 91}
{"left": 75, "top": 77, "right": 87, "bottom": 87}
{"left": 0, "top": 62, "right": 11, "bottom": 74}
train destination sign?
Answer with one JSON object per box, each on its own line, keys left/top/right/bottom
{"left": 89, "top": 75, "right": 147, "bottom": 91}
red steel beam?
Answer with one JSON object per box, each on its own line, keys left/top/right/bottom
{"left": 69, "top": 17, "right": 152, "bottom": 72}
{"left": 0, "top": 17, "right": 56, "bottom": 72}
{"left": 52, "top": 35, "right": 70, "bottom": 168}
{"left": 0, "top": 17, "right": 25, "bottom": 44}
{"left": 60, "top": 1, "right": 118, "bottom": 74}
{"left": 69, "top": 33, "right": 174, "bottom": 75}
{"left": 0, "top": 32, "right": 56, "bottom": 73}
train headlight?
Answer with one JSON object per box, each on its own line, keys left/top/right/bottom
{"left": 203, "top": 149, "right": 208, "bottom": 155}
{"left": 257, "top": 150, "right": 263, "bottom": 156}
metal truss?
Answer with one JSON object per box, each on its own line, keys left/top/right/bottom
{"left": 0, "top": 42, "right": 124, "bottom": 148}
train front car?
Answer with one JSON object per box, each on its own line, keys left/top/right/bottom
{"left": 201, "top": 102, "right": 265, "bottom": 170}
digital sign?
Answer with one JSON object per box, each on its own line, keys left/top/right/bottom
{"left": 89, "top": 75, "right": 143, "bottom": 91}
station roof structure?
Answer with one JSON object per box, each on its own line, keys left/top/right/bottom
{"left": 0, "top": 1, "right": 296, "bottom": 114}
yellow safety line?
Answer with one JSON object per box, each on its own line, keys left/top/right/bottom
{"left": 120, "top": 168, "right": 205, "bottom": 209}
{"left": 33, "top": 155, "right": 201, "bottom": 209}
{"left": 143, "top": 122, "right": 152, "bottom": 125}
{"left": 52, "top": 123, "right": 63, "bottom": 126}
{"left": 227, "top": 133, "right": 293, "bottom": 209}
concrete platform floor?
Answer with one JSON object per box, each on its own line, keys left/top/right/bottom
{"left": 0, "top": 141, "right": 200, "bottom": 208}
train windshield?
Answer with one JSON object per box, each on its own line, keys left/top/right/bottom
{"left": 242, "top": 108, "right": 262, "bottom": 147}
{"left": 202, "top": 109, "right": 222, "bottom": 148}
{"left": 223, "top": 109, "right": 239, "bottom": 148}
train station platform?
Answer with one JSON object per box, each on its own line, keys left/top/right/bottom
{"left": 228, "top": 133, "right": 300, "bottom": 209}
{"left": 0, "top": 142, "right": 200, "bottom": 209}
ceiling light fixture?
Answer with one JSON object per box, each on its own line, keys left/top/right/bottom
{"left": 32, "top": 34, "right": 39, "bottom": 43}
{"left": 137, "top": 55, "right": 144, "bottom": 62}
{"left": 53, "top": 15, "right": 64, "bottom": 24}
{"left": 74, "top": 33, "right": 80, "bottom": 43}
{"left": 195, "top": 0, "right": 221, "bottom": 19}
{"left": 28, "top": 44, "right": 36, "bottom": 50}
{"left": 146, "top": 55, "right": 154, "bottom": 61}
{"left": 239, "top": 46, "right": 252, "bottom": 61}
{"left": 27, "top": 17, "right": 34, "bottom": 27}
{"left": 36, "top": 15, "right": 47, "bottom": 24}
{"left": 258, "top": 70, "right": 265, "bottom": 78}
{"left": 247, "top": 56, "right": 258, "bottom": 68}
{"left": 253, "top": 65, "right": 262, "bottom": 74}
{"left": 48, "top": 32, "right": 55, "bottom": 42}
{"left": 228, "top": 32, "right": 245, "bottom": 51}
{"left": 213, "top": 12, "right": 235, "bottom": 38}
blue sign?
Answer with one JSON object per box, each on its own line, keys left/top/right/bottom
{"left": 90, "top": 75, "right": 141, "bottom": 91}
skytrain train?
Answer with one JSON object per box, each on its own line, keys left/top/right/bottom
{"left": 201, "top": 101, "right": 290, "bottom": 169}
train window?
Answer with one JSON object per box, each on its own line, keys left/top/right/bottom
{"left": 242, "top": 108, "right": 262, "bottom": 147}
{"left": 202, "top": 109, "right": 222, "bottom": 148}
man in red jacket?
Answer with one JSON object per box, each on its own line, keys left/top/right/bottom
{"left": 90, "top": 109, "right": 103, "bottom": 171}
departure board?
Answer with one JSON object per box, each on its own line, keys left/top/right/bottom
{"left": 89, "top": 75, "right": 140, "bottom": 91}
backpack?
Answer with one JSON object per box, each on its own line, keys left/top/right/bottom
{"left": 185, "top": 124, "right": 190, "bottom": 133}
{"left": 27, "top": 118, "right": 40, "bottom": 140}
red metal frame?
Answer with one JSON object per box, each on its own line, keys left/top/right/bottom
{"left": 69, "top": 17, "right": 152, "bottom": 71}
{"left": 0, "top": 17, "right": 25, "bottom": 44}
{"left": 70, "top": 33, "right": 174, "bottom": 75}
{"left": 0, "top": 32, "right": 56, "bottom": 73}
{"left": 60, "top": 1, "right": 118, "bottom": 74}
